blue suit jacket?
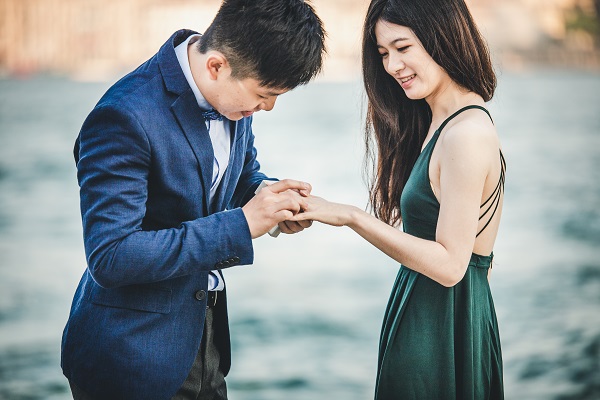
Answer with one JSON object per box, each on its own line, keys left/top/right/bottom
{"left": 61, "top": 30, "right": 270, "bottom": 399}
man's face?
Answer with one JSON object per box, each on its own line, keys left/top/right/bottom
{"left": 210, "top": 76, "right": 289, "bottom": 121}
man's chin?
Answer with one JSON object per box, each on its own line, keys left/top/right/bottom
{"left": 222, "top": 111, "right": 253, "bottom": 121}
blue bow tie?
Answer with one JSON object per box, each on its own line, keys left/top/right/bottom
{"left": 201, "top": 109, "right": 223, "bottom": 121}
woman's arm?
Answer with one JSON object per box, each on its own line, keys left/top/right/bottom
{"left": 292, "top": 120, "right": 497, "bottom": 287}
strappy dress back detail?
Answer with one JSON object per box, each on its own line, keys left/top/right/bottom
{"left": 445, "top": 106, "right": 506, "bottom": 237}
{"left": 478, "top": 148, "right": 506, "bottom": 237}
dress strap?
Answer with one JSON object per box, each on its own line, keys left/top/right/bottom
{"left": 436, "top": 105, "right": 493, "bottom": 134}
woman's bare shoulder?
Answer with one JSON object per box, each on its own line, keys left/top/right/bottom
{"left": 440, "top": 109, "right": 499, "bottom": 156}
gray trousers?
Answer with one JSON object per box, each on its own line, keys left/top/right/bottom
{"left": 69, "top": 306, "right": 227, "bottom": 400}
{"left": 172, "top": 305, "right": 228, "bottom": 400}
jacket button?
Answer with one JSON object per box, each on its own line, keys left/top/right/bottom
{"left": 195, "top": 290, "right": 206, "bottom": 301}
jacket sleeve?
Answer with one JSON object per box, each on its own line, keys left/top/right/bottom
{"left": 76, "top": 104, "right": 253, "bottom": 289}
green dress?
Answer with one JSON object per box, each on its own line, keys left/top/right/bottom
{"left": 374, "top": 106, "right": 505, "bottom": 400}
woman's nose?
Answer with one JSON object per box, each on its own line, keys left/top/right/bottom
{"left": 388, "top": 55, "right": 405, "bottom": 76}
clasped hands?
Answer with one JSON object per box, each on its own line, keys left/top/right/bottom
{"left": 242, "top": 179, "right": 357, "bottom": 239}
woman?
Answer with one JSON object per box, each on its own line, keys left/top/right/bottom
{"left": 291, "top": 0, "right": 505, "bottom": 398}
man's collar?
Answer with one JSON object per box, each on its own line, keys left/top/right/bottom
{"left": 157, "top": 29, "right": 198, "bottom": 96}
{"left": 174, "top": 34, "right": 214, "bottom": 111}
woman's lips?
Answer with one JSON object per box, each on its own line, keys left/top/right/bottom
{"left": 400, "top": 74, "right": 416, "bottom": 89}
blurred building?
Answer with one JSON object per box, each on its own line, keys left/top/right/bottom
{"left": 0, "top": 0, "right": 598, "bottom": 81}
{"left": 469, "top": 0, "right": 600, "bottom": 70}
{"left": 0, "top": 0, "right": 222, "bottom": 80}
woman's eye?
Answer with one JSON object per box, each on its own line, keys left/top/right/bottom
{"left": 379, "top": 52, "right": 388, "bottom": 58}
{"left": 397, "top": 46, "right": 409, "bottom": 53}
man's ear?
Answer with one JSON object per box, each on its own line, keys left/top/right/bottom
{"left": 205, "top": 52, "right": 230, "bottom": 81}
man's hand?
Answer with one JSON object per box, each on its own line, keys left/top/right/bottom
{"left": 242, "top": 179, "right": 311, "bottom": 238}
{"left": 278, "top": 218, "right": 313, "bottom": 234}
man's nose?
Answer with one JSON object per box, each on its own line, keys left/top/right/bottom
{"left": 261, "top": 97, "right": 277, "bottom": 111}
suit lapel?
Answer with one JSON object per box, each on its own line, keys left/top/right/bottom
{"left": 158, "top": 29, "right": 247, "bottom": 215}
{"left": 158, "top": 29, "right": 214, "bottom": 214}
{"left": 171, "top": 92, "right": 214, "bottom": 214}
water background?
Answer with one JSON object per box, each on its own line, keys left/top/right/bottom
{"left": 0, "top": 69, "right": 598, "bottom": 399}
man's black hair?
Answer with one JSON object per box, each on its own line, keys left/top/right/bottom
{"left": 199, "top": 0, "right": 326, "bottom": 89}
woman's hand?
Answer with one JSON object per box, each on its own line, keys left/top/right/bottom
{"left": 290, "top": 195, "right": 359, "bottom": 227}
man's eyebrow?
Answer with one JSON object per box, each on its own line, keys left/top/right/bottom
{"left": 264, "top": 90, "right": 285, "bottom": 96}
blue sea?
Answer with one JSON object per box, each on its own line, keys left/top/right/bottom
{"left": 0, "top": 69, "right": 598, "bottom": 399}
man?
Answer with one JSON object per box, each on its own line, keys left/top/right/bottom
{"left": 60, "top": 1, "right": 326, "bottom": 399}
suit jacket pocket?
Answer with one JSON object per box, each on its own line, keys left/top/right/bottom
{"left": 89, "top": 283, "right": 172, "bottom": 314}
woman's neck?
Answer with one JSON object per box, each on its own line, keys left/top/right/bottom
{"left": 426, "top": 82, "right": 484, "bottom": 131}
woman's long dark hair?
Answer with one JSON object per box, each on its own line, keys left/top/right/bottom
{"left": 362, "top": 0, "right": 496, "bottom": 226}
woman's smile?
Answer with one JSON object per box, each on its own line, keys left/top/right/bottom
{"left": 399, "top": 73, "right": 416, "bottom": 89}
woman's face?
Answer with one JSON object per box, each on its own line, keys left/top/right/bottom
{"left": 374, "top": 20, "right": 451, "bottom": 102}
